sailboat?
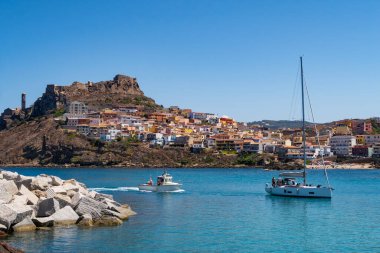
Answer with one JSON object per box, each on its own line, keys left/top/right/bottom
{"left": 265, "top": 57, "right": 333, "bottom": 198}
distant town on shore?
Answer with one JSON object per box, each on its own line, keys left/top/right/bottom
{"left": 1, "top": 74, "right": 379, "bottom": 168}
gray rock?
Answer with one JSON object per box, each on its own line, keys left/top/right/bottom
{"left": 15, "top": 176, "right": 33, "bottom": 189}
{"left": 62, "top": 182, "right": 79, "bottom": 192}
{"left": 19, "top": 185, "right": 39, "bottom": 205}
{"left": 11, "top": 195, "right": 28, "bottom": 206}
{"left": 51, "top": 176, "right": 63, "bottom": 186}
{"left": 1, "top": 171, "right": 20, "bottom": 181}
{"left": 51, "top": 206, "right": 79, "bottom": 226}
{"left": 103, "top": 201, "right": 136, "bottom": 220}
{"left": 31, "top": 176, "right": 51, "bottom": 190}
{"left": 37, "top": 198, "right": 60, "bottom": 217}
{"left": 95, "top": 193, "right": 114, "bottom": 202}
{"left": 0, "top": 180, "right": 19, "bottom": 196}
{"left": 66, "top": 190, "right": 77, "bottom": 198}
{"left": 93, "top": 215, "right": 122, "bottom": 226}
{"left": 12, "top": 216, "right": 36, "bottom": 232}
{"left": 0, "top": 205, "right": 17, "bottom": 229}
{"left": 32, "top": 217, "right": 54, "bottom": 227}
{"left": 71, "top": 192, "right": 84, "bottom": 207}
{"left": 77, "top": 213, "right": 93, "bottom": 227}
{"left": 74, "top": 196, "right": 107, "bottom": 219}
{"left": 4, "top": 203, "right": 33, "bottom": 225}
{"left": 0, "top": 191, "right": 13, "bottom": 204}
{"left": 54, "top": 194, "right": 72, "bottom": 208}
{"left": 45, "top": 188, "right": 56, "bottom": 198}
{"left": 51, "top": 186, "right": 67, "bottom": 195}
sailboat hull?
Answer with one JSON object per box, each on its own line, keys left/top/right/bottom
{"left": 265, "top": 184, "right": 332, "bottom": 198}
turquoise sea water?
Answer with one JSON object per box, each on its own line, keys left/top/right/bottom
{"left": 2, "top": 168, "right": 380, "bottom": 253}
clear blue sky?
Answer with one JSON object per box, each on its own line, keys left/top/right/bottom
{"left": 0, "top": 0, "right": 379, "bottom": 122}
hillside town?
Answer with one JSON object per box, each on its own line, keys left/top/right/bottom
{"left": 59, "top": 100, "right": 380, "bottom": 162}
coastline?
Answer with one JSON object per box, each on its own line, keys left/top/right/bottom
{"left": 1, "top": 163, "right": 378, "bottom": 170}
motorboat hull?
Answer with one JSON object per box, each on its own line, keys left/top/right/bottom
{"left": 138, "top": 184, "right": 182, "bottom": 192}
{"left": 265, "top": 184, "right": 332, "bottom": 198}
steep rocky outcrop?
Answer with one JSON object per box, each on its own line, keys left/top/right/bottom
{"left": 0, "top": 74, "right": 159, "bottom": 130}
{"left": 31, "top": 74, "right": 147, "bottom": 117}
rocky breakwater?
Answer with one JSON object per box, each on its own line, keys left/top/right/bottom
{"left": 0, "top": 170, "right": 135, "bottom": 234}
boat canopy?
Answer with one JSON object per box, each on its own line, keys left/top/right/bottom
{"left": 279, "top": 171, "right": 305, "bottom": 178}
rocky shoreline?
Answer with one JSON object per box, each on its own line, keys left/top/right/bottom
{"left": 0, "top": 169, "right": 135, "bottom": 238}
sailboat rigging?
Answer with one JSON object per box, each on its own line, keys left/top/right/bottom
{"left": 265, "top": 57, "right": 333, "bottom": 198}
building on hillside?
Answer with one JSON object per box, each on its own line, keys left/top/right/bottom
{"left": 68, "top": 101, "right": 88, "bottom": 115}
{"left": 330, "top": 135, "right": 356, "bottom": 156}
{"left": 242, "top": 141, "right": 263, "bottom": 154}
{"left": 352, "top": 120, "right": 373, "bottom": 134}
{"left": 372, "top": 144, "right": 380, "bottom": 158}
{"left": 115, "top": 106, "right": 138, "bottom": 114}
{"left": 189, "top": 112, "right": 208, "bottom": 121}
{"left": 215, "top": 139, "right": 243, "bottom": 152}
{"left": 352, "top": 146, "right": 374, "bottom": 157}
{"left": 356, "top": 135, "right": 366, "bottom": 145}
{"left": 277, "top": 146, "right": 316, "bottom": 160}
{"left": 364, "top": 135, "right": 380, "bottom": 145}
{"left": 334, "top": 124, "right": 352, "bottom": 136}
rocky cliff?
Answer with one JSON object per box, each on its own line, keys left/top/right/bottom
{"left": 31, "top": 74, "right": 148, "bottom": 117}
{"left": 0, "top": 74, "right": 159, "bottom": 130}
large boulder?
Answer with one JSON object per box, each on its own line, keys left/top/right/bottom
{"left": 77, "top": 213, "right": 93, "bottom": 227}
{"left": 51, "top": 186, "right": 67, "bottom": 195}
{"left": 15, "top": 176, "right": 33, "bottom": 189}
{"left": 54, "top": 194, "right": 72, "bottom": 208}
{"left": 50, "top": 206, "right": 79, "bottom": 226}
{"left": 0, "top": 180, "right": 18, "bottom": 204}
{"left": 1, "top": 171, "right": 20, "bottom": 181}
{"left": 0, "top": 205, "right": 17, "bottom": 229}
{"left": 32, "top": 217, "right": 54, "bottom": 227}
{"left": 94, "top": 216, "right": 122, "bottom": 226}
{"left": 19, "top": 185, "right": 39, "bottom": 205}
{"left": 74, "top": 196, "right": 107, "bottom": 220}
{"left": 31, "top": 176, "right": 51, "bottom": 191}
{"left": 11, "top": 195, "right": 28, "bottom": 206}
{"left": 62, "top": 180, "right": 80, "bottom": 192}
{"left": 45, "top": 188, "right": 56, "bottom": 198}
{"left": 103, "top": 200, "right": 136, "bottom": 220}
{"left": 70, "top": 192, "right": 84, "bottom": 207}
{"left": 36, "top": 198, "right": 60, "bottom": 217}
{"left": 4, "top": 203, "right": 33, "bottom": 225}
{"left": 12, "top": 216, "right": 36, "bottom": 232}
{"left": 95, "top": 193, "right": 113, "bottom": 202}
{"left": 51, "top": 176, "right": 63, "bottom": 186}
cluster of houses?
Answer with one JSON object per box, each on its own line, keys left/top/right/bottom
{"left": 60, "top": 101, "right": 380, "bottom": 160}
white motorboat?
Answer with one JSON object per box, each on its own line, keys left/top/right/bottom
{"left": 265, "top": 57, "right": 333, "bottom": 198}
{"left": 138, "top": 171, "right": 182, "bottom": 192}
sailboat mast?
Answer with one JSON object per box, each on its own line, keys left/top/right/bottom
{"left": 300, "top": 57, "right": 306, "bottom": 185}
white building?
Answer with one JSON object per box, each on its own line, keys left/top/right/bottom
{"left": 364, "top": 135, "right": 380, "bottom": 145}
{"left": 373, "top": 144, "right": 380, "bottom": 158}
{"left": 330, "top": 135, "right": 356, "bottom": 156}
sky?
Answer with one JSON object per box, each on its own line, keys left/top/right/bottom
{"left": 0, "top": 0, "right": 379, "bottom": 123}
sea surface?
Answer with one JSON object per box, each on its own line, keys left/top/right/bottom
{"left": 2, "top": 167, "right": 380, "bottom": 253}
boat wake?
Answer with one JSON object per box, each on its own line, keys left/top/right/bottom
{"left": 89, "top": 187, "right": 140, "bottom": 192}
{"left": 160, "top": 189, "right": 185, "bottom": 193}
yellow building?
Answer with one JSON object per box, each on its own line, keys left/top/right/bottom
{"left": 356, "top": 135, "right": 366, "bottom": 145}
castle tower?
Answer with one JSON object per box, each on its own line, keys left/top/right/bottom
{"left": 21, "top": 93, "right": 26, "bottom": 111}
